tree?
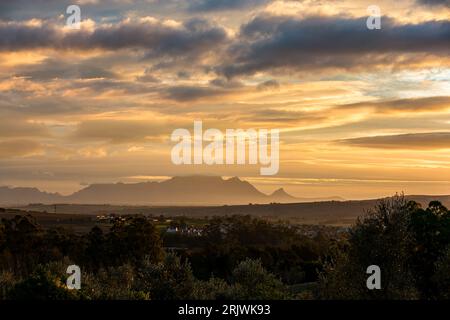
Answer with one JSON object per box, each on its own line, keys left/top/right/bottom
{"left": 136, "top": 253, "right": 196, "bottom": 300}
{"left": 191, "top": 277, "right": 230, "bottom": 300}
{"left": 107, "top": 216, "right": 164, "bottom": 266}
{"left": 84, "top": 226, "right": 106, "bottom": 271}
{"left": 432, "top": 246, "right": 450, "bottom": 299}
{"left": 409, "top": 201, "right": 450, "bottom": 298}
{"left": 318, "top": 196, "right": 450, "bottom": 300}
{"left": 81, "top": 264, "right": 149, "bottom": 300}
{"left": 7, "top": 265, "right": 79, "bottom": 300}
{"left": 1, "top": 215, "right": 44, "bottom": 275}
{"left": 228, "top": 259, "right": 290, "bottom": 300}
{"left": 318, "top": 196, "right": 419, "bottom": 299}
{"left": 0, "top": 271, "right": 16, "bottom": 299}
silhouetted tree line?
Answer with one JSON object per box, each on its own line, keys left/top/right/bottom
{"left": 1, "top": 197, "right": 450, "bottom": 300}
{"left": 318, "top": 196, "right": 450, "bottom": 299}
{"left": 0, "top": 214, "right": 326, "bottom": 299}
{"left": 0, "top": 215, "right": 163, "bottom": 275}
{"left": 175, "top": 215, "right": 327, "bottom": 283}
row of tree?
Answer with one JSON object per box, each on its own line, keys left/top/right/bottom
{"left": 319, "top": 197, "right": 450, "bottom": 299}
{"left": 1, "top": 196, "right": 450, "bottom": 299}
{"left": 0, "top": 214, "right": 326, "bottom": 299}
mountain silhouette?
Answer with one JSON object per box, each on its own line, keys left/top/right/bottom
{"left": 67, "top": 176, "right": 272, "bottom": 205}
{"left": 0, "top": 176, "right": 329, "bottom": 206}
{"left": 270, "top": 188, "right": 297, "bottom": 202}
{"left": 0, "top": 186, "right": 62, "bottom": 205}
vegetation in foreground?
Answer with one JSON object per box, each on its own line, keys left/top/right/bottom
{"left": 1, "top": 196, "right": 450, "bottom": 300}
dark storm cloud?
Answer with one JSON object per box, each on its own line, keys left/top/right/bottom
{"left": 0, "top": 18, "right": 229, "bottom": 58}
{"left": 339, "top": 132, "right": 450, "bottom": 150}
{"left": 209, "top": 77, "right": 244, "bottom": 88}
{"left": 416, "top": 0, "right": 450, "bottom": 6}
{"left": 163, "top": 85, "right": 228, "bottom": 101}
{"left": 0, "top": 21, "right": 59, "bottom": 50}
{"left": 188, "top": 0, "right": 270, "bottom": 12}
{"left": 0, "top": 0, "right": 69, "bottom": 20}
{"left": 220, "top": 15, "right": 450, "bottom": 77}
{"left": 0, "top": 0, "right": 181, "bottom": 21}
{"left": 2, "top": 11, "right": 448, "bottom": 80}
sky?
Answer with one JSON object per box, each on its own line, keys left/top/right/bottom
{"left": 0, "top": 0, "right": 449, "bottom": 199}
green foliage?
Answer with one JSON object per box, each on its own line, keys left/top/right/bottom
{"left": 432, "top": 246, "right": 450, "bottom": 299}
{"left": 191, "top": 277, "right": 230, "bottom": 300}
{"left": 0, "top": 215, "right": 164, "bottom": 274}
{"left": 0, "top": 271, "right": 16, "bottom": 299}
{"left": 5, "top": 199, "right": 449, "bottom": 301}
{"left": 0, "top": 215, "right": 44, "bottom": 275}
{"left": 6, "top": 265, "right": 79, "bottom": 300}
{"left": 80, "top": 264, "right": 149, "bottom": 300}
{"left": 135, "top": 253, "right": 196, "bottom": 300}
{"left": 190, "top": 258, "right": 291, "bottom": 300}
{"left": 227, "top": 259, "right": 291, "bottom": 300}
{"left": 318, "top": 196, "right": 450, "bottom": 300}
{"left": 409, "top": 200, "right": 450, "bottom": 297}
{"left": 188, "top": 215, "right": 326, "bottom": 283}
{"left": 108, "top": 216, "right": 164, "bottom": 266}
{"left": 0, "top": 212, "right": 329, "bottom": 301}
{"left": 83, "top": 226, "right": 106, "bottom": 270}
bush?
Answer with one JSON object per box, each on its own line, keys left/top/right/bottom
{"left": 81, "top": 264, "right": 149, "bottom": 300}
{"left": 318, "top": 196, "right": 450, "bottom": 300}
{"left": 432, "top": 246, "right": 450, "bottom": 299}
{"left": 135, "top": 253, "right": 196, "bottom": 300}
{"left": 191, "top": 277, "right": 230, "bottom": 300}
{"left": 7, "top": 265, "right": 79, "bottom": 300}
{"left": 227, "top": 259, "right": 291, "bottom": 300}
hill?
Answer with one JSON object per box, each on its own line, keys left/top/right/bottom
{"left": 0, "top": 176, "right": 333, "bottom": 206}
{"left": 13, "top": 194, "right": 450, "bottom": 226}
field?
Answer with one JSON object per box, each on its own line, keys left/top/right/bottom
{"left": 9, "top": 194, "right": 450, "bottom": 227}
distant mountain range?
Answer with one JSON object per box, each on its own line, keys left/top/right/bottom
{"left": 0, "top": 186, "right": 62, "bottom": 205}
{"left": 0, "top": 176, "right": 343, "bottom": 206}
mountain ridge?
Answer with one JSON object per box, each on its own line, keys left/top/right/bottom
{"left": 0, "top": 176, "right": 335, "bottom": 206}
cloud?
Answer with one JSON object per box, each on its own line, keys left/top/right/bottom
{"left": 73, "top": 119, "right": 182, "bottom": 143}
{"left": 162, "top": 85, "right": 228, "bottom": 101}
{"left": 0, "top": 0, "right": 183, "bottom": 21}
{"left": 0, "top": 119, "right": 50, "bottom": 138}
{"left": 220, "top": 15, "right": 450, "bottom": 77}
{"left": 68, "top": 78, "right": 152, "bottom": 95}
{"left": 240, "top": 108, "right": 328, "bottom": 124}
{"left": 0, "top": 139, "right": 43, "bottom": 158}
{"left": 341, "top": 96, "right": 450, "bottom": 114}
{"left": 416, "top": 0, "right": 450, "bottom": 6}
{"left": 188, "top": 0, "right": 270, "bottom": 12}
{"left": 0, "top": 18, "right": 229, "bottom": 60}
{"left": 339, "top": 132, "right": 450, "bottom": 150}
{"left": 14, "top": 57, "right": 117, "bottom": 81}
{"left": 0, "top": 0, "right": 68, "bottom": 20}
{"left": 257, "top": 79, "right": 280, "bottom": 90}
